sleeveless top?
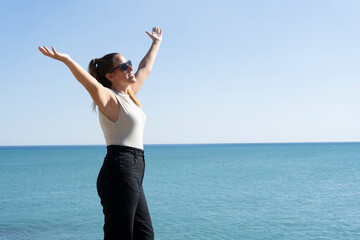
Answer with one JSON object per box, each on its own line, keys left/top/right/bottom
{"left": 98, "top": 89, "right": 146, "bottom": 150}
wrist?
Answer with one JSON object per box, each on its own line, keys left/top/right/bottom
{"left": 62, "top": 56, "right": 72, "bottom": 65}
{"left": 152, "top": 40, "right": 161, "bottom": 46}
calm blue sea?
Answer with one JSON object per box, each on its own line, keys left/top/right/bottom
{"left": 0, "top": 143, "right": 360, "bottom": 240}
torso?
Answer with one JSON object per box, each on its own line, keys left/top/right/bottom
{"left": 98, "top": 89, "right": 146, "bottom": 150}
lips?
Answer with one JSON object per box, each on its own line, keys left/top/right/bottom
{"left": 128, "top": 74, "right": 136, "bottom": 81}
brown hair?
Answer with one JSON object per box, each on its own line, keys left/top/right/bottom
{"left": 88, "top": 53, "right": 142, "bottom": 111}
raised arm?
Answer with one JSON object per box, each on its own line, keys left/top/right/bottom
{"left": 38, "top": 46, "right": 113, "bottom": 109}
{"left": 132, "top": 26, "right": 163, "bottom": 95}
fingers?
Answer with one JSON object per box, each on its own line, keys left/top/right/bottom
{"left": 51, "top": 46, "right": 57, "bottom": 55}
{"left": 38, "top": 45, "right": 56, "bottom": 58}
{"left": 145, "top": 31, "right": 151, "bottom": 37}
{"left": 38, "top": 46, "right": 51, "bottom": 56}
{"left": 38, "top": 46, "right": 47, "bottom": 55}
{"left": 151, "top": 26, "right": 161, "bottom": 35}
{"left": 43, "top": 46, "right": 52, "bottom": 55}
{"left": 145, "top": 27, "right": 162, "bottom": 42}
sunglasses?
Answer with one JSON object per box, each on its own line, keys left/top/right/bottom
{"left": 109, "top": 60, "right": 132, "bottom": 72}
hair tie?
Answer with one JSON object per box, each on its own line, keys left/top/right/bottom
{"left": 95, "top": 58, "right": 99, "bottom": 64}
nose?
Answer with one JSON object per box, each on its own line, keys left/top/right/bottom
{"left": 127, "top": 64, "right": 133, "bottom": 73}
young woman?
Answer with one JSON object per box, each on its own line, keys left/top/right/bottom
{"left": 38, "top": 26, "right": 162, "bottom": 240}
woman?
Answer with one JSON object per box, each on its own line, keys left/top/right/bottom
{"left": 38, "top": 26, "right": 162, "bottom": 240}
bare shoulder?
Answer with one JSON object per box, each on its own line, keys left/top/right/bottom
{"left": 103, "top": 87, "right": 118, "bottom": 102}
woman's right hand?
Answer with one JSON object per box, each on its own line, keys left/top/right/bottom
{"left": 38, "top": 46, "right": 70, "bottom": 63}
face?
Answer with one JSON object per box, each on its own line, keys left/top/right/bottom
{"left": 107, "top": 54, "right": 136, "bottom": 86}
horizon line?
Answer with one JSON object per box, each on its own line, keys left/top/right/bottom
{"left": 0, "top": 141, "right": 359, "bottom": 148}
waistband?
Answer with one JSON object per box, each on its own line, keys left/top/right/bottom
{"left": 106, "top": 145, "right": 144, "bottom": 156}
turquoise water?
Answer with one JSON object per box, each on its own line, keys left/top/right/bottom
{"left": 0, "top": 143, "right": 359, "bottom": 240}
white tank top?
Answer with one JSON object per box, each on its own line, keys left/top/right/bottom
{"left": 98, "top": 89, "right": 146, "bottom": 150}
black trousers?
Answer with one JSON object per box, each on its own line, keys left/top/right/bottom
{"left": 97, "top": 145, "right": 154, "bottom": 240}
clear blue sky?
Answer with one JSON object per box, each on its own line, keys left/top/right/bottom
{"left": 1, "top": 0, "right": 359, "bottom": 145}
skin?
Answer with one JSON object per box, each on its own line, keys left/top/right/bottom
{"left": 105, "top": 54, "right": 137, "bottom": 95}
{"left": 39, "top": 26, "right": 162, "bottom": 122}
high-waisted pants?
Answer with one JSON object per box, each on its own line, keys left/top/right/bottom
{"left": 97, "top": 145, "right": 154, "bottom": 240}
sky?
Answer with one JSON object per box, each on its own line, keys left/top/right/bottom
{"left": 0, "top": 0, "right": 359, "bottom": 145}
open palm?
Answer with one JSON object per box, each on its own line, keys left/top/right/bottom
{"left": 38, "top": 46, "right": 70, "bottom": 62}
{"left": 145, "top": 26, "right": 162, "bottom": 43}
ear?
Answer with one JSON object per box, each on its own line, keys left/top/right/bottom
{"left": 105, "top": 72, "right": 114, "bottom": 82}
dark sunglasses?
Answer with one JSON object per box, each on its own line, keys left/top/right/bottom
{"left": 109, "top": 60, "right": 132, "bottom": 72}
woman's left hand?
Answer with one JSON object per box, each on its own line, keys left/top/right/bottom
{"left": 145, "top": 26, "right": 162, "bottom": 44}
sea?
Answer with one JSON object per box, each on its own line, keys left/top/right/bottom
{"left": 0, "top": 143, "right": 359, "bottom": 240}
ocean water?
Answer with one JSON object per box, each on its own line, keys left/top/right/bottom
{"left": 0, "top": 143, "right": 359, "bottom": 240}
